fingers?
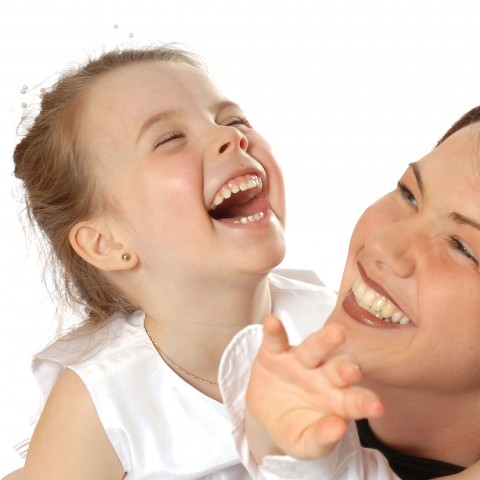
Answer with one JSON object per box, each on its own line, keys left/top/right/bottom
{"left": 287, "top": 415, "right": 349, "bottom": 460}
{"left": 310, "top": 415, "right": 349, "bottom": 454}
{"left": 340, "top": 386, "right": 385, "bottom": 420}
{"left": 318, "top": 357, "right": 384, "bottom": 419}
{"left": 261, "top": 314, "right": 290, "bottom": 353}
{"left": 320, "top": 355, "right": 363, "bottom": 388}
{"left": 261, "top": 320, "right": 347, "bottom": 366}
{"left": 293, "top": 323, "right": 346, "bottom": 369}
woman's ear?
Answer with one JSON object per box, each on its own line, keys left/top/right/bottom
{"left": 69, "top": 218, "right": 138, "bottom": 271}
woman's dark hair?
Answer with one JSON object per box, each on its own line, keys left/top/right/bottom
{"left": 437, "top": 106, "right": 480, "bottom": 146}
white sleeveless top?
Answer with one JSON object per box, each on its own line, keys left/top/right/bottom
{"left": 17, "top": 271, "right": 337, "bottom": 479}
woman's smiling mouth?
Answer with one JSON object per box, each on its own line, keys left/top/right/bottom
{"left": 352, "top": 274, "right": 412, "bottom": 325}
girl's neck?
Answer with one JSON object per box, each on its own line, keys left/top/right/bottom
{"left": 367, "top": 386, "right": 480, "bottom": 467}
{"left": 144, "top": 271, "right": 271, "bottom": 331}
{"left": 142, "top": 273, "right": 272, "bottom": 400}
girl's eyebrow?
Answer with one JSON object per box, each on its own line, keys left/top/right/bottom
{"left": 136, "top": 110, "right": 176, "bottom": 145}
{"left": 136, "top": 101, "right": 242, "bottom": 145}
{"left": 215, "top": 100, "right": 242, "bottom": 112}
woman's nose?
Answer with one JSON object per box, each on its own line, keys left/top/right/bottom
{"left": 363, "top": 218, "right": 424, "bottom": 278}
{"left": 213, "top": 126, "right": 248, "bottom": 156}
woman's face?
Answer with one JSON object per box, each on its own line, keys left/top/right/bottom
{"left": 79, "top": 61, "right": 286, "bottom": 283}
{"left": 328, "top": 122, "right": 480, "bottom": 393}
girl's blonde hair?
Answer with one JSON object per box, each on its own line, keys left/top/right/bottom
{"left": 14, "top": 45, "right": 205, "bottom": 330}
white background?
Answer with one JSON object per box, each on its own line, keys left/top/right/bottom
{"left": 1, "top": 0, "right": 480, "bottom": 473}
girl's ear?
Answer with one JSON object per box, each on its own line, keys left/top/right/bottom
{"left": 69, "top": 219, "right": 138, "bottom": 271}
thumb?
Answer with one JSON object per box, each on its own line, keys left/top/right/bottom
{"left": 261, "top": 314, "right": 290, "bottom": 354}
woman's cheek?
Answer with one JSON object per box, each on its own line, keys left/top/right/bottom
{"left": 352, "top": 196, "right": 403, "bottom": 247}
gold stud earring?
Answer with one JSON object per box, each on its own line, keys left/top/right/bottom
{"left": 121, "top": 253, "right": 131, "bottom": 262}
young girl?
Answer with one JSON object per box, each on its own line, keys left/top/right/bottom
{"left": 8, "top": 45, "right": 342, "bottom": 479}
{"left": 221, "top": 107, "right": 480, "bottom": 479}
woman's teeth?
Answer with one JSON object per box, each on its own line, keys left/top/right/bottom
{"left": 352, "top": 275, "right": 411, "bottom": 325}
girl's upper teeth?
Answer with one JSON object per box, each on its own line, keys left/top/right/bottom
{"left": 352, "top": 275, "right": 411, "bottom": 325}
{"left": 210, "top": 174, "right": 262, "bottom": 210}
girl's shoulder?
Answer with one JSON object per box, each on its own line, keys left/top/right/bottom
{"left": 35, "top": 310, "right": 146, "bottom": 367}
{"left": 29, "top": 310, "right": 148, "bottom": 410}
{"left": 24, "top": 368, "right": 125, "bottom": 479}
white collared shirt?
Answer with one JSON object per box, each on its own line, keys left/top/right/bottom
{"left": 16, "top": 271, "right": 338, "bottom": 479}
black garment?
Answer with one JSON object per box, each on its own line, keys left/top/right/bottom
{"left": 356, "top": 420, "right": 465, "bottom": 479}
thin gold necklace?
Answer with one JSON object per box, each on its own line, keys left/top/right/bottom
{"left": 145, "top": 326, "right": 219, "bottom": 388}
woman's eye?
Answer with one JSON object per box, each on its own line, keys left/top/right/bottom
{"left": 154, "top": 132, "right": 184, "bottom": 148}
{"left": 450, "top": 235, "right": 479, "bottom": 265}
{"left": 398, "top": 181, "right": 418, "bottom": 208}
{"left": 223, "top": 116, "right": 251, "bottom": 128}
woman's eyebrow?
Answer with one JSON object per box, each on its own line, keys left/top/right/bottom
{"left": 410, "top": 162, "right": 480, "bottom": 231}
{"left": 408, "top": 162, "right": 424, "bottom": 193}
{"left": 450, "top": 212, "right": 480, "bottom": 232}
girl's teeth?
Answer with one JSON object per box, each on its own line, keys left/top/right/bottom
{"left": 220, "top": 186, "right": 232, "bottom": 200}
{"left": 352, "top": 274, "right": 411, "bottom": 325}
{"left": 234, "top": 211, "right": 265, "bottom": 224}
{"left": 210, "top": 174, "right": 263, "bottom": 211}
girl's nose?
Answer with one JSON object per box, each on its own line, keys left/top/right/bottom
{"left": 214, "top": 126, "right": 248, "bottom": 156}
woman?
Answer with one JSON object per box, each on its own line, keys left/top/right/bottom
{"left": 223, "top": 106, "right": 480, "bottom": 479}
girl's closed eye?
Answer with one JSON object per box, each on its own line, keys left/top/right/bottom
{"left": 398, "top": 181, "right": 418, "bottom": 208}
{"left": 154, "top": 131, "right": 185, "bottom": 149}
{"left": 449, "top": 235, "right": 479, "bottom": 265}
{"left": 223, "top": 116, "right": 251, "bottom": 128}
